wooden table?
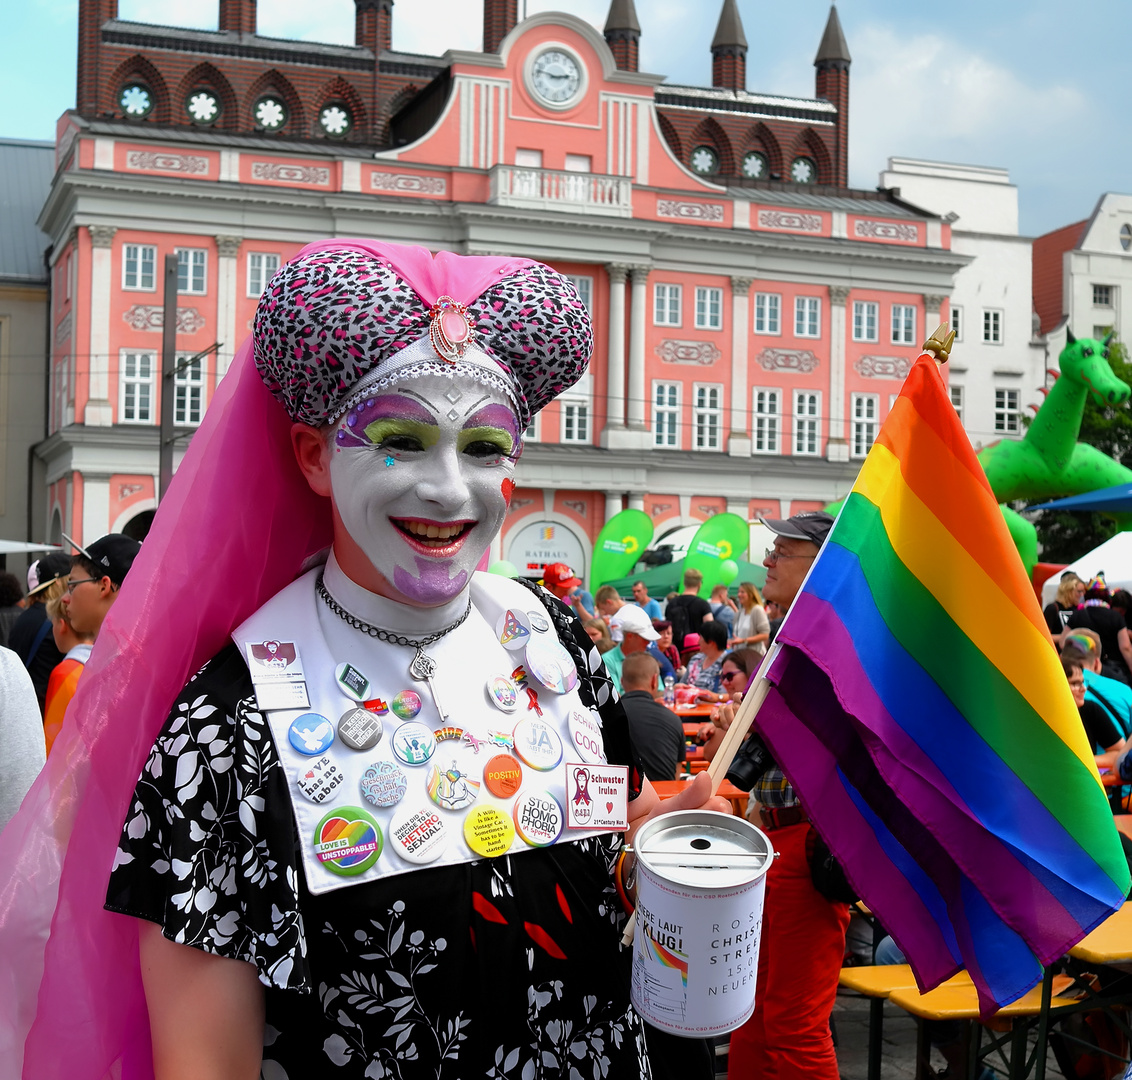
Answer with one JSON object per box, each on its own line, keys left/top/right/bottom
{"left": 652, "top": 778, "right": 749, "bottom": 818}
{"left": 669, "top": 703, "right": 715, "bottom": 718}
{"left": 1068, "top": 900, "right": 1132, "bottom": 964}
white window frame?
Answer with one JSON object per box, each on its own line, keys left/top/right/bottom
{"left": 122, "top": 243, "right": 157, "bottom": 291}
{"left": 793, "top": 390, "right": 821, "bottom": 456}
{"left": 982, "top": 308, "right": 1003, "bottom": 344}
{"left": 752, "top": 387, "right": 781, "bottom": 454}
{"left": 951, "top": 305, "right": 963, "bottom": 342}
{"left": 523, "top": 413, "right": 540, "bottom": 443}
{"left": 850, "top": 392, "right": 879, "bottom": 458}
{"left": 694, "top": 286, "right": 723, "bottom": 330}
{"left": 119, "top": 350, "right": 157, "bottom": 424}
{"left": 653, "top": 380, "right": 681, "bottom": 449}
{"left": 891, "top": 303, "right": 917, "bottom": 345}
{"left": 176, "top": 247, "right": 207, "bottom": 295}
{"left": 1094, "top": 284, "right": 1114, "bottom": 307}
{"left": 794, "top": 296, "right": 820, "bottom": 338}
{"left": 692, "top": 382, "right": 723, "bottom": 451}
{"left": 994, "top": 387, "right": 1020, "bottom": 434}
{"left": 247, "top": 252, "right": 281, "bottom": 298}
{"left": 852, "top": 300, "right": 878, "bottom": 342}
{"left": 949, "top": 383, "right": 964, "bottom": 422}
{"left": 174, "top": 352, "right": 206, "bottom": 426}
{"left": 565, "top": 274, "right": 593, "bottom": 312}
{"left": 754, "top": 292, "right": 781, "bottom": 335}
{"left": 560, "top": 399, "right": 590, "bottom": 444}
{"left": 654, "top": 283, "right": 682, "bottom": 327}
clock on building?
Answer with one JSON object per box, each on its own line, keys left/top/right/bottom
{"left": 528, "top": 48, "right": 584, "bottom": 108}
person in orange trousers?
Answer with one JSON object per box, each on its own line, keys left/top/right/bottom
{"left": 726, "top": 820, "right": 850, "bottom": 1078}
{"left": 42, "top": 593, "right": 94, "bottom": 757}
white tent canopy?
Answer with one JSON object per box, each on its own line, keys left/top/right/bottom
{"left": 1039, "top": 532, "right": 1132, "bottom": 606}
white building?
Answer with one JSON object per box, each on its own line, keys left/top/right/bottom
{"left": 1034, "top": 193, "right": 1132, "bottom": 361}
{"left": 880, "top": 157, "right": 1042, "bottom": 448}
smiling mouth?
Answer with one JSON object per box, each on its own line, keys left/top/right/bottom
{"left": 393, "top": 518, "right": 475, "bottom": 553}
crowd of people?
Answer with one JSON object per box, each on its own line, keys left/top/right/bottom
{"left": 1, "top": 536, "right": 140, "bottom": 828}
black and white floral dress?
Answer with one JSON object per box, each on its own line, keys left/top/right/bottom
{"left": 106, "top": 599, "right": 650, "bottom": 1080}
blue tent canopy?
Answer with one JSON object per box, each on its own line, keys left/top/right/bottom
{"left": 1029, "top": 483, "right": 1132, "bottom": 514}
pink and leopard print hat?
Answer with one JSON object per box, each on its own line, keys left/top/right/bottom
{"left": 252, "top": 238, "right": 593, "bottom": 429}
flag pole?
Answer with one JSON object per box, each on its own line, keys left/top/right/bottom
{"left": 621, "top": 325, "right": 954, "bottom": 947}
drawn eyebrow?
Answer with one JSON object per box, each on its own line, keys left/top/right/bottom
{"left": 395, "top": 388, "right": 441, "bottom": 418}
{"left": 461, "top": 393, "right": 491, "bottom": 417}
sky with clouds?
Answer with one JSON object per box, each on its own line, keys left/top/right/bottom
{"left": 6, "top": 0, "right": 1128, "bottom": 236}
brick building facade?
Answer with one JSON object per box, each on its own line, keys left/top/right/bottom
{"left": 35, "top": 0, "right": 965, "bottom": 582}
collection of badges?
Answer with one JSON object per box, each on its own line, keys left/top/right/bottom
{"left": 245, "top": 600, "right": 630, "bottom": 884}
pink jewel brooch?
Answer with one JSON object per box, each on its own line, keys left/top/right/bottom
{"left": 428, "top": 296, "right": 475, "bottom": 363}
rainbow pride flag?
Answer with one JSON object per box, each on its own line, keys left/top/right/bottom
{"left": 757, "top": 352, "right": 1130, "bottom": 1015}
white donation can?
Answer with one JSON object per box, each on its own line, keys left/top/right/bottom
{"left": 629, "top": 809, "right": 772, "bottom": 1036}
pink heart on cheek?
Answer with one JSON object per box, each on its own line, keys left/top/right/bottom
{"left": 501, "top": 478, "right": 516, "bottom": 506}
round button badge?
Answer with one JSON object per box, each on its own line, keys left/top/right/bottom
{"left": 296, "top": 755, "right": 346, "bottom": 804}
{"left": 496, "top": 608, "right": 532, "bottom": 651}
{"left": 389, "top": 805, "right": 449, "bottom": 864}
{"left": 486, "top": 673, "right": 520, "bottom": 713}
{"left": 524, "top": 636, "right": 578, "bottom": 694}
{"left": 513, "top": 790, "right": 564, "bottom": 847}
{"left": 464, "top": 804, "right": 516, "bottom": 858}
{"left": 360, "top": 760, "right": 408, "bottom": 808}
{"left": 288, "top": 713, "right": 335, "bottom": 756}
{"left": 391, "top": 721, "right": 436, "bottom": 766}
{"left": 513, "top": 716, "right": 563, "bottom": 771}
{"left": 334, "top": 661, "right": 371, "bottom": 702}
{"left": 568, "top": 708, "right": 606, "bottom": 764}
{"left": 391, "top": 690, "right": 423, "bottom": 720}
{"left": 526, "top": 610, "right": 550, "bottom": 634}
{"left": 313, "top": 806, "right": 382, "bottom": 876}
{"left": 482, "top": 754, "right": 523, "bottom": 799}
{"left": 338, "top": 707, "right": 383, "bottom": 751}
{"left": 426, "top": 760, "right": 481, "bottom": 811}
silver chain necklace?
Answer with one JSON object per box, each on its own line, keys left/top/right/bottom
{"left": 316, "top": 573, "right": 470, "bottom": 719}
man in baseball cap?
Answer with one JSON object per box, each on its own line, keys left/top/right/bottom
{"left": 8, "top": 551, "right": 72, "bottom": 711}
{"left": 599, "top": 602, "right": 659, "bottom": 694}
{"left": 730, "top": 505, "right": 848, "bottom": 1080}
{"left": 758, "top": 511, "right": 834, "bottom": 646}
{"left": 541, "top": 562, "right": 595, "bottom": 617}
{"left": 63, "top": 534, "right": 141, "bottom": 641}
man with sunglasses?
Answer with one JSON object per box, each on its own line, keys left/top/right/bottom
{"left": 729, "top": 509, "right": 850, "bottom": 1080}
{"left": 63, "top": 534, "right": 141, "bottom": 643}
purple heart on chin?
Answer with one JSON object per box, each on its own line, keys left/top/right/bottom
{"left": 394, "top": 559, "right": 469, "bottom": 605}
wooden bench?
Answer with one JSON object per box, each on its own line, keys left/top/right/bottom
{"left": 888, "top": 973, "right": 1078, "bottom": 1080}
{"left": 838, "top": 964, "right": 972, "bottom": 1080}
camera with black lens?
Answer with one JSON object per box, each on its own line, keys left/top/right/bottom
{"left": 725, "top": 732, "right": 775, "bottom": 790}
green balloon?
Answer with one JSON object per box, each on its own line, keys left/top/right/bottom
{"left": 488, "top": 560, "right": 519, "bottom": 578}
{"left": 718, "top": 559, "right": 739, "bottom": 585}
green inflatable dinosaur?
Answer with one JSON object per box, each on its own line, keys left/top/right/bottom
{"left": 976, "top": 330, "right": 1132, "bottom": 574}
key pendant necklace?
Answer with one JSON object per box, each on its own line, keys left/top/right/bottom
{"left": 407, "top": 649, "right": 447, "bottom": 720}
{"left": 317, "top": 575, "right": 470, "bottom": 721}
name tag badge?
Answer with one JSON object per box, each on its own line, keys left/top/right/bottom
{"left": 246, "top": 640, "right": 310, "bottom": 711}
{"left": 565, "top": 764, "right": 629, "bottom": 831}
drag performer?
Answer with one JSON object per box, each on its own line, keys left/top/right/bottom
{"left": 0, "top": 240, "right": 726, "bottom": 1080}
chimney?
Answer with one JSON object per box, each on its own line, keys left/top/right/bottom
{"left": 483, "top": 0, "right": 518, "bottom": 54}
{"left": 814, "top": 4, "right": 851, "bottom": 186}
{"left": 218, "top": 0, "right": 256, "bottom": 35}
{"left": 604, "top": 0, "right": 641, "bottom": 72}
{"left": 711, "top": 0, "right": 747, "bottom": 92}
{"left": 77, "top": 0, "right": 119, "bottom": 117}
{"left": 355, "top": 0, "right": 393, "bottom": 53}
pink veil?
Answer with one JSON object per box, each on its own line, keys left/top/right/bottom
{"left": 0, "top": 239, "right": 530, "bottom": 1079}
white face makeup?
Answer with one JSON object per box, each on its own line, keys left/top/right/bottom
{"left": 330, "top": 373, "right": 520, "bottom": 606}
